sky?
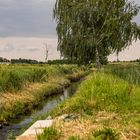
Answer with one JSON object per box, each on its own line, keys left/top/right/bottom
{"left": 0, "top": 0, "right": 140, "bottom": 61}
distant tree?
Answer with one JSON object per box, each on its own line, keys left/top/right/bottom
{"left": 0, "top": 57, "right": 10, "bottom": 62}
{"left": 47, "top": 59, "right": 78, "bottom": 65}
{"left": 11, "top": 58, "right": 40, "bottom": 64}
{"left": 54, "top": 0, "right": 140, "bottom": 68}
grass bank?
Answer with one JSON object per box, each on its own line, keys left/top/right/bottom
{"left": 39, "top": 63, "right": 140, "bottom": 140}
{"left": 0, "top": 64, "right": 88, "bottom": 125}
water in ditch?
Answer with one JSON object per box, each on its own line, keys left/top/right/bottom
{"left": 0, "top": 82, "right": 80, "bottom": 140}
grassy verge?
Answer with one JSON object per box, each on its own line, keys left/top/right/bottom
{"left": 0, "top": 64, "right": 88, "bottom": 124}
{"left": 39, "top": 64, "right": 140, "bottom": 140}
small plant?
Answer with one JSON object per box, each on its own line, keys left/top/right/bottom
{"left": 68, "top": 136, "right": 81, "bottom": 140}
{"left": 89, "top": 128, "right": 119, "bottom": 140}
{"left": 37, "top": 127, "right": 60, "bottom": 140}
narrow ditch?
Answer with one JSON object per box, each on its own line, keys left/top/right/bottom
{"left": 0, "top": 81, "right": 80, "bottom": 140}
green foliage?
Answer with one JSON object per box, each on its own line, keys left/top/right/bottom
{"left": 11, "top": 101, "right": 25, "bottom": 117}
{"left": 68, "top": 136, "right": 81, "bottom": 140}
{"left": 11, "top": 58, "right": 43, "bottom": 64}
{"left": 47, "top": 59, "right": 78, "bottom": 65}
{"left": 54, "top": 0, "right": 140, "bottom": 66}
{"left": 99, "top": 55, "right": 108, "bottom": 65}
{"left": 37, "top": 127, "right": 60, "bottom": 140}
{"left": 0, "top": 57, "right": 10, "bottom": 63}
{"left": 89, "top": 128, "right": 119, "bottom": 140}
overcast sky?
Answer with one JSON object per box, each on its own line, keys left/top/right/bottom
{"left": 0, "top": 0, "right": 140, "bottom": 61}
{"left": 0, "top": 0, "right": 56, "bottom": 37}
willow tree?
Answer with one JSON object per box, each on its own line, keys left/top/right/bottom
{"left": 54, "top": 0, "right": 140, "bottom": 67}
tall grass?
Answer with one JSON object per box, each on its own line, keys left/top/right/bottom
{"left": 0, "top": 68, "right": 47, "bottom": 92}
{"left": 0, "top": 64, "right": 79, "bottom": 92}
{"left": 37, "top": 127, "right": 61, "bottom": 140}
{"left": 51, "top": 72, "right": 140, "bottom": 116}
{"left": 104, "top": 63, "right": 140, "bottom": 85}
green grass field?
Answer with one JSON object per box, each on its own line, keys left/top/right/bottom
{"left": 39, "top": 63, "right": 140, "bottom": 140}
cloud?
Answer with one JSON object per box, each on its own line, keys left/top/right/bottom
{"left": 0, "top": 0, "right": 139, "bottom": 38}
{"left": 0, "top": 37, "right": 59, "bottom": 61}
{"left": 0, "top": 44, "right": 15, "bottom": 52}
{"left": 13, "top": 45, "right": 41, "bottom": 52}
{"left": 0, "top": 0, "right": 56, "bottom": 37}
{"left": 0, "top": 43, "right": 41, "bottom": 53}
{"left": 26, "top": 48, "right": 40, "bottom": 52}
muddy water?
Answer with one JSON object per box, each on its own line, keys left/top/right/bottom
{"left": 0, "top": 82, "right": 80, "bottom": 140}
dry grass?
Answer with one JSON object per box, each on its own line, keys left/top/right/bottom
{"left": 52, "top": 111, "right": 140, "bottom": 140}
{"left": 54, "top": 117, "right": 100, "bottom": 140}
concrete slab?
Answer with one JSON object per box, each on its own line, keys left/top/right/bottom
{"left": 16, "top": 120, "right": 53, "bottom": 140}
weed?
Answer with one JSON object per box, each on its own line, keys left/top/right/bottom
{"left": 89, "top": 128, "right": 119, "bottom": 140}
{"left": 68, "top": 135, "right": 81, "bottom": 140}
{"left": 37, "top": 127, "right": 60, "bottom": 140}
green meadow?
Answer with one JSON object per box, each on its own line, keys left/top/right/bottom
{"left": 39, "top": 63, "right": 140, "bottom": 140}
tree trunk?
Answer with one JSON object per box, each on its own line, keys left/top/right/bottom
{"left": 96, "top": 47, "right": 101, "bottom": 70}
{"left": 116, "top": 51, "right": 119, "bottom": 62}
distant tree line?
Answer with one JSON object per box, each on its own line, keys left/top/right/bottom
{"left": 0, "top": 57, "right": 10, "bottom": 63}
{"left": 111, "top": 58, "right": 140, "bottom": 63}
{"left": 0, "top": 57, "right": 79, "bottom": 64}
{"left": 0, "top": 57, "right": 44, "bottom": 64}
{"left": 131, "top": 58, "right": 140, "bottom": 63}
{"left": 47, "top": 59, "right": 78, "bottom": 64}
{"left": 0, "top": 57, "right": 81, "bottom": 65}
{"left": 0, "top": 56, "right": 140, "bottom": 65}
{"left": 11, "top": 58, "right": 42, "bottom": 64}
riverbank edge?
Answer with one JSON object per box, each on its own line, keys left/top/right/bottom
{"left": 0, "top": 70, "right": 89, "bottom": 127}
